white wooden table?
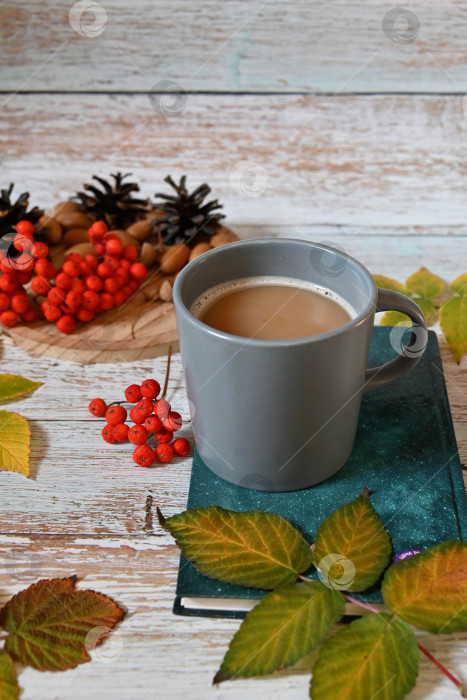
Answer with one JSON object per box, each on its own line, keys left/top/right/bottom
{"left": 1, "top": 3, "right": 466, "bottom": 698}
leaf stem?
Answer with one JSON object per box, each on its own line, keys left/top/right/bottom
{"left": 417, "top": 643, "right": 465, "bottom": 696}
{"left": 161, "top": 344, "right": 172, "bottom": 400}
{"left": 343, "top": 593, "right": 380, "bottom": 615}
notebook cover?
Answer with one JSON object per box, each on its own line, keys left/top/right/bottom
{"left": 173, "top": 328, "right": 467, "bottom": 619}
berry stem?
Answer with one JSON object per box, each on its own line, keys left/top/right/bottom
{"left": 417, "top": 643, "right": 465, "bottom": 696}
{"left": 161, "top": 344, "right": 172, "bottom": 399}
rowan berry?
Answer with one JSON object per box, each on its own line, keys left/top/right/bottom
{"left": 99, "top": 292, "right": 114, "bottom": 310}
{"left": 104, "top": 255, "right": 120, "bottom": 271}
{"left": 41, "top": 300, "right": 62, "bottom": 322}
{"left": 64, "top": 252, "right": 83, "bottom": 264}
{"left": 81, "top": 290, "right": 99, "bottom": 310}
{"left": 31, "top": 241, "right": 49, "bottom": 259}
{"left": 84, "top": 254, "right": 98, "bottom": 269}
{"left": 134, "top": 398, "right": 154, "bottom": 419}
{"left": 103, "top": 277, "right": 119, "bottom": 294}
{"left": 155, "top": 398, "right": 171, "bottom": 420}
{"left": 0, "top": 260, "right": 14, "bottom": 275}
{"left": 16, "top": 220, "right": 34, "bottom": 236}
{"left": 0, "top": 293, "right": 9, "bottom": 312}
{"left": 155, "top": 443, "right": 174, "bottom": 463}
{"left": 15, "top": 253, "right": 34, "bottom": 271}
{"left": 128, "top": 279, "right": 139, "bottom": 293}
{"left": 70, "top": 278, "right": 86, "bottom": 294}
{"left": 128, "top": 424, "right": 149, "bottom": 445}
{"left": 155, "top": 427, "right": 173, "bottom": 444}
{"left": 173, "top": 437, "right": 191, "bottom": 457}
{"left": 97, "top": 262, "right": 114, "bottom": 279}
{"left": 124, "top": 384, "right": 142, "bottom": 403}
{"left": 94, "top": 242, "right": 106, "bottom": 256}
{"left": 56, "top": 314, "right": 76, "bottom": 334}
{"left": 14, "top": 270, "right": 32, "bottom": 285}
{"left": 10, "top": 294, "right": 29, "bottom": 315}
{"left": 86, "top": 275, "right": 103, "bottom": 293}
{"left": 79, "top": 261, "right": 91, "bottom": 277}
{"left": 144, "top": 414, "right": 163, "bottom": 433}
{"left": 88, "top": 397, "right": 107, "bottom": 417}
{"left": 55, "top": 272, "right": 72, "bottom": 290}
{"left": 104, "top": 405, "right": 126, "bottom": 425}
{"left": 129, "top": 406, "right": 145, "bottom": 424}
{"left": 102, "top": 424, "right": 116, "bottom": 444}
{"left": 0, "top": 310, "right": 18, "bottom": 327}
{"left": 65, "top": 290, "right": 82, "bottom": 309}
{"left": 105, "top": 237, "right": 124, "bottom": 257}
{"left": 13, "top": 233, "right": 33, "bottom": 253}
{"left": 113, "top": 423, "right": 129, "bottom": 442}
{"left": 123, "top": 244, "right": 138, "bottom": 262}
{"left": 140, "top": 378, "right": 160, "bottom": 400}
{"left": 76, "top": 307, "right": 94, "bottom": 322}
{"left": 130, "top": 262, "right": 147, "bottom": 280}
{"left": 31, "top": 275, "right": 51, "bottom": 296}
{"left": 114, "top": 290, "right": 126, "bottom": 306}
{"left": 163, "top": 410, "right": 182, "bottom": 432}
{"left": 89, "top": 221, "right": 108, "bottom": 239}
{"left": 21, "top": 307, "right": 36, "bottom": 322}
{"left": 119, "top": 259, "right": 131, "bottom": 270}
{"left": 133, "top": 444, "right": 155, "bottom": 467}
{"left": 62, "top": 260, "right": 80, "bottom": 277}
{"left": 47, "top": 287, "right": 66, "bottom": 306}
{"left": 60, "top": 303, "right": 76, "bottom": 315}
{"left": 0, "top": 275, "right": 18, "bottom": 294}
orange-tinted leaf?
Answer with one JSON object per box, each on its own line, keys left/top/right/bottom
{"left": 0, "top": 410, "right": 30, "bottom": 477}
{"left": 0, "top": 577, "right": 125, "bottom": 671}
{"left": 312, "top": 488, "right": 391, "bottom": 592}
{"left": 160, "top": 506, "right": 313, "bottom": 589}
{"left": 0, "top": 650, "right": 19, "bottom": 700}
{"left": 382, "top": 541, "right": 467, "bottom": 633}
{"left": 439, "top": 296, "right": 467, "bottom": 363}
{"left": 0, "top": 374, "right": 43, "bottom": 403}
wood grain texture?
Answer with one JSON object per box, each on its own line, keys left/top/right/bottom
{"left": 3, "top": 94, "right": 467, "bottom": 230}
{"left": 2, "top": 1, "right": 467, "bottom": 94}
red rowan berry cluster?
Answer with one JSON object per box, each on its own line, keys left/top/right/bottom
{"left": 0, "top": 220, "right": 42, "bottom": 328}
{"left": 39, "top": 221, "right": 148, "bottom": 334}
{"left": 88, "top": 377, "right": 190, "bottom": 467}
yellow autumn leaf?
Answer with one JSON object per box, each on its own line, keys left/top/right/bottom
{"left": 439, "top": 296, "right": 467, "bottom": 363}
{"left": 450, "top": 273, "right": 467, "bottom": 297}
{"left": 0, "top": 374, "right": 43, "bottom": 403}
{"left": 0, "top": 410, "right": 30, "bottom": 477}
{"left": 373, "top": 275, "right": 407, "bottom": 294}
{"left": 405, "top": 267, "right": 445, "bottom": 300}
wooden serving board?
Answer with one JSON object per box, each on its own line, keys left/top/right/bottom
{"left": 2, "top": 272, "right": 178, "bottom": 363}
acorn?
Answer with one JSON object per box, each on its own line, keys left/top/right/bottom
{"left": 126, "top": 219, "right": 152, "bottom": 241}
{"left": 37, "top": 214, "right": 63, "bottom": 244}
{"left": 210, "top": 229, "right": 240, "bottom": 247}
{"left": 63, "top": 228, "right": 90, "bottom": 246}
{"left": 140, "top": 241, "right": 157, "bottom": 268}
{"left": 158, "top": 279, "right": 173, "bottom": 303}
{"left": 159, "top": 243, "right": 190, "bottom": 274}
{"left": 47, "top": 201, "right": 83, "bottom": 218}
{"left": 54, "top": 210, "right": 93, "bottom": 231}
{"left": 189, "top": 242, "right": 212, "bottom": 261}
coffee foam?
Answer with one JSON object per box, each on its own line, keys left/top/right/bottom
{"left": 190, "top": 276, "right": 356, "bottom": 320}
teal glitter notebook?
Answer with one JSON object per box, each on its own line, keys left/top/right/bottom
{"left": 173, "top": 328, "right": 467, "bottom": 619}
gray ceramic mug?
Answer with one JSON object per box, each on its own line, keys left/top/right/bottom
{"left": 173, "top": 239, "right": 427, "bottom": 492}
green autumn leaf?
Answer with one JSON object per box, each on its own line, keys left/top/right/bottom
{"left": 439, "top": 295, "right": 467, "bottom": 363}
{"left": 450, "top": 272, "right": 467, "bottom": 296}
{"left": 382, "top": 541, "right": 467, "bottom": 633}
{"left": 0, "top": 374, "right": 43, "bottom": 403}
{"left": 0, "top": 576, "right": 125, "bottom": 671}
{"left": 159, "top": 506, "right": 313, "bottom": 589}
{"left": 310, "top": 613, "right": 419, "bottom": 700}
{"left": 405, "top": 267, "right": 445, "bottom": 300}
{"left": 0, "top": 410, "right": 30, "bottom": 477}
{"left": 0, "top": 650, "right": 19, "bottom": 700}
{"left": 373, "top": 275, "right": 407, "bottom": 294}
{"left": 312, "top": 488, "right": 391, "bottom": 592}
{"left": 214, "top": 582, "right": 344, "bottom": 683}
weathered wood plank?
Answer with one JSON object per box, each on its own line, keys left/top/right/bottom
{"left": 2, "top": 1, "right": 467, "bottom": 93}
{"left": 0, "top": 535, "right": 464, "bottom": 699}
{"left": 3, "top": 94, "right": 467, "bottom": 227}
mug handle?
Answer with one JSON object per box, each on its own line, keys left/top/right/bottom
{"left": 364, "top": 289, "right": 428, "bottom": 392}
